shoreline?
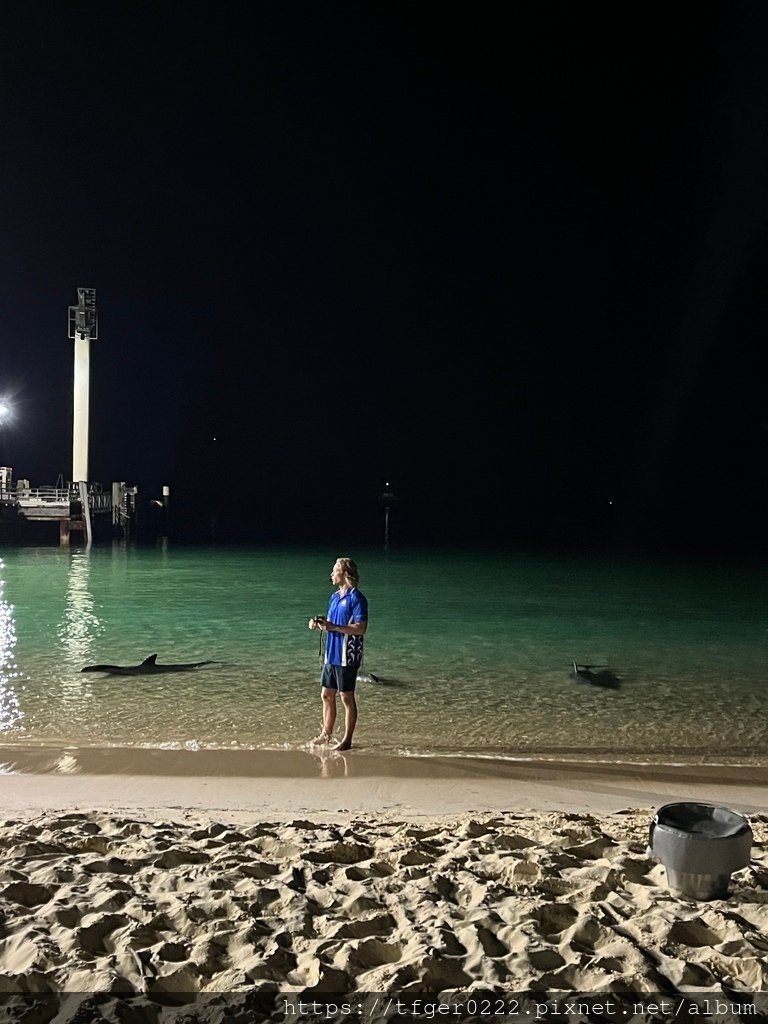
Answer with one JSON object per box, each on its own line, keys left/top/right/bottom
{"left": 5, "top": 742, "right": 768, "bottom": 774}
{"left": 3, "top": 744, "right": 768, "bottom": 820}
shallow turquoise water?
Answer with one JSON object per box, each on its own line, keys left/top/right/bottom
{"left": 1, "top": 543, "right": 766, "bottom": 763}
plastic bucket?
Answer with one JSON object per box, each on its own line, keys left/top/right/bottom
{"left": 664, "top": 869, "right": 731, "bottom": 901}
{"left": 648, "top": 802, "right": 752, "bottom": 901}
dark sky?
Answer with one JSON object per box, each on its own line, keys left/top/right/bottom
{"left": 2, "top": 2, "right": 767, "bottom": 554}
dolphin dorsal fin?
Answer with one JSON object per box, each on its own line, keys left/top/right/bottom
{"left": 142, "top": 655, "right": 158, "bottom": 665}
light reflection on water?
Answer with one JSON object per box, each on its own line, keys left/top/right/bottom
{"left": 0, "top": 558, "right": 23, "bottom": 732}
{"left": 0, "top": 544, "right": 766, "bottom": 763}
{"left": 57, "top": 552, "right": 105, "bottom": 670}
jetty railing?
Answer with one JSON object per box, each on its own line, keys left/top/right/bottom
{"left": 1, "top": 484, "right": 113, "bottom": 513}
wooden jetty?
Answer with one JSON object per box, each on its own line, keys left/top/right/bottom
{"left": 0, "top": 472, "right": 137, "bottom": 546}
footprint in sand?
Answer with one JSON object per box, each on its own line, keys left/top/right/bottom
{"left": 340, "top": 938, "right": 404, "bottom": 971}
{"left": 344, "top": 861, "right": 394, "bottom": 880}
{"left": 305, "top": 841, "right": 375, "bottom": 865}
{"left": 473, "top": 923, "right": 508, "bottom": 958}
{"left": 529, "top": 902, "right": 580, "bottom": 939}
{"left": 0, "top": 882, "right": 54, "bottom": 907}
{"left": 329, "top": 913, "right": 397, "bottom": 939}
{"left": 155, "top": 940, "right": 190, "bottom": 962}
{"left": 76, "top": 913, "right": 132, "bottom": 954}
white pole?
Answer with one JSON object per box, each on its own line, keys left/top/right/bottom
{"left": 72, "top": 332, "right": 90, "bottom": 483}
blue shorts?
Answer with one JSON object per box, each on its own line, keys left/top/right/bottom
{"left": 321, "top": 664, "right": 358, "bottom": 693}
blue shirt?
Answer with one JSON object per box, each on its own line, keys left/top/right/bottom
{"left": 325, "top": 588, "right": 368, "bottom": 668}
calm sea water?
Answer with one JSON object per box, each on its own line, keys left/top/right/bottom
{"left": 0, "top": 543, "right": 766, "bottom": 764}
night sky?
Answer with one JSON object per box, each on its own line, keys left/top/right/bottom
{"left": 2, "top": 3, "right": 767, "bottom": 555}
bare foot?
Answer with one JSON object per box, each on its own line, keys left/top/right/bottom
{"left": 309, "top": 731, "right": 332, "bottom": 746}
{"left": 335, "top": 739, "right": 352, "bottom": 751}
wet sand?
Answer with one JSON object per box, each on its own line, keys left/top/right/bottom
{"left": 2, "top": 743, "right": 768, "bottom": 820}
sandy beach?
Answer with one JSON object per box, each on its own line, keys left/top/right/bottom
{"left": 1, "top": 747, "right": 767, "bottom": 1021}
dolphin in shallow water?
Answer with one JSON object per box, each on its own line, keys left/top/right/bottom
{"left": 570, "top": 661, "right": 621, "bottom": 690}
{"left": 355, "top": 672, "right": 406, "bottom": 687}
{"left": 81, "top": 654, "right": 217, "bottom": 676}
{"left": 356, "top": 672, "right": 381, "bottom": 684}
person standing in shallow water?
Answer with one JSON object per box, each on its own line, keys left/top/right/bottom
{"left": 308, "top": 557, "right": 368, "bottom": 751}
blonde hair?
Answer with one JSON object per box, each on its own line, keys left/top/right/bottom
{"left": 337, "top": 557, "right": 359, "bottom": 587}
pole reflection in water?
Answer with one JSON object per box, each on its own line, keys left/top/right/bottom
{"left": 0, "top": 557, "right": 23, "bottom": 733}
{"left": 57, "top": 551, "right": 105, "bottom": 672}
